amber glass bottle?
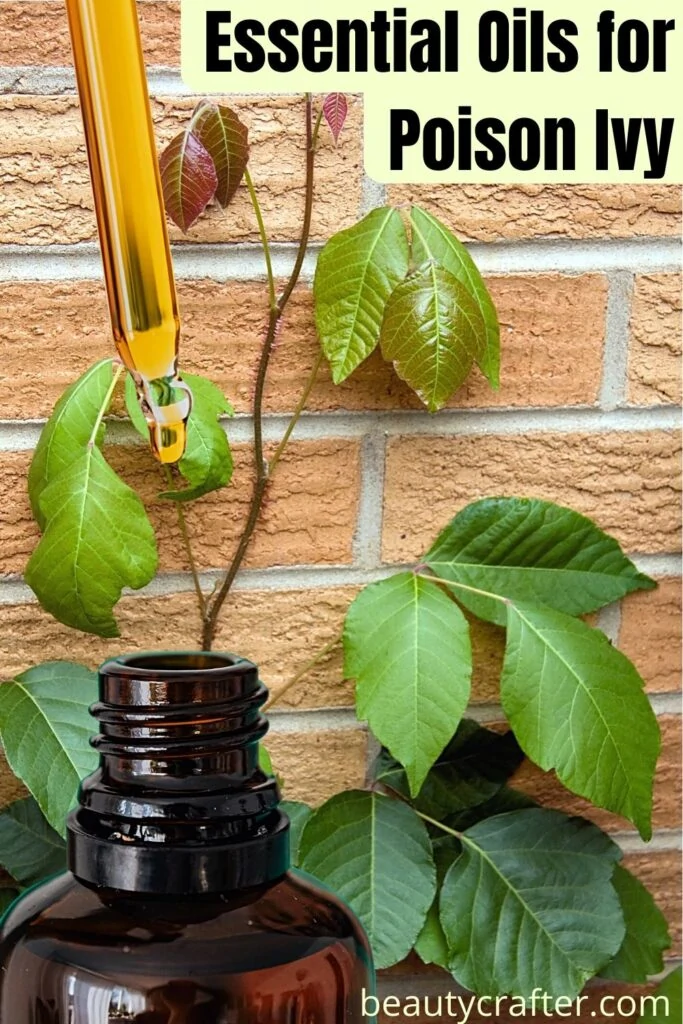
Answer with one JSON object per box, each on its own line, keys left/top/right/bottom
{"left": 0, "top": 653, "right": 374, "bottom": 1022}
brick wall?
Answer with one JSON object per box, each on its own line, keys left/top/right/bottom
{"left": 0, "top": 1, "right": 681, "bottom": 1016}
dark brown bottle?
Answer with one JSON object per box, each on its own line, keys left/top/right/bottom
{"left": 0, "top": 652, "right": 375, "bottom": 1022}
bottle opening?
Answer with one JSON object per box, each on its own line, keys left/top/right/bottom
{"left": 68, "top": 650, "right": 289, "bottom": 894}
{"left": 115, "top": 651, "right": 242, "bottom": 673}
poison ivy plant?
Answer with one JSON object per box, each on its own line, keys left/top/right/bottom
{"left": 159, "top": 130, "right": 219, "bottom": 232}
{"left": 126, "top": 372, "right": 234, "bottom": 502}
{"left": 160, "top": 101, "right": 249, "bottom": 230}
{"left": 0, "top": 798, "right": 66, "bottom": 885}
{"left": 25, "top": 360, "right": 233, "bottom": 635}
{"left": 314, "top": 207, "right": 410, "bottom": 384}
{"left": 372, "top": 719, "right": 524, "bottom": 819}
{"left": 27, "top": 358, "right": 116, "bottom": 529}
{"left": 299, "top": 791, "right": 436, "bottom": 968}
{"left": 413, "top": 836, "right": 458, "bottom": 969}
{"left": 280, "top": 800, "right": 312, "bottom": 867}
{"left": 425, "top": 497, "right": 655, "bottom": 627}
{"left": 3, "top": 89, "right": 670, "bottom": 1006}
{"left": 322, "top": 93, "right": 349, "bottom": 145}
{"left": 0, "top": 663, "right": 97, "bottom": 836}
{"left": 410, "top": 206, "right": 500, "bottom": 387}
{"left": 344, "top": 572, "right": 472, "bottom": 794}
{"left": 26, "top": 446, "right": 158, "bottom": 638}
{"left": 189, "top": 102, "right": 249, "bottom": 209}
{"left": 380, "top": 262, "right": 486, "bottom": 411}
{"left": 0, "top": 888, "right": 19, "bottom": 916}
{"left": 439, "top": 809, "right": 624, "bottom": 999}
{"left": 501, "top": 603, "right": 659, "bottom": 839}
{"left": 639, "top": 969, "right": 683, "bottom": 1024}
{"left": 314, "top": 202, "right": 498, "bottom": 410}
{"left": 600, "top": 864, "right": 671, "bottom": 983}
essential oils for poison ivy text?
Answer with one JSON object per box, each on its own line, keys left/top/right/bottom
{"left": 0, "top": 652, "right": 375, "bottom": 1022}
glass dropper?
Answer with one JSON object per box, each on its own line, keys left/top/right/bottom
{"left": 65, "top": 0, "right": 191, "bottom": 463}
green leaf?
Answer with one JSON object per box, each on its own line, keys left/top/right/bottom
{"left": 281, "top": 801, "right": 312, "bottom": 867}
{"left": 345, "top": 573, "right": 472, "bottom": 795}
{"left": 0, "top": 888, "right": 19, "bottom": 917}
{"left": 126, "top": 373, "right": 234, "bottom": 502}
{"left": 159, "top": 130, "right": 218, "bottom": 232}
{"left": 314, "top": 207, "right": 410, "bottom": 384}
{"left": 0, "top": 797, "right": 66, "bottom": 885}
{"left": 414, "top": 837, "right": 459, "bottom": 969}
{"left": 501, "top": 604, "right": 660, "bottom": 839}
{"left": 444, "top": 786, "right": 538, "bottom": 832}
{"left": 380, "top": 262, "right": 486, "bottom": 412}
{"left": 299, "top": 791, "right": 436, "bottom": 968}
{"left": 373, "top": 719, "right": 523, "bottom": 819}
{"left": 28, "top": 359, "right": 115, "bottom": 530}
{"left": 411, "top": 206, "right": 500, "bottom": 388}
{"left": 0, "top": 662, "right": 97, "bottom": 836}
{"left": 425, "top": 498, "right": 655, "bottom": 627}
{"left": 189, "top": 102, "right": 249, "bottom": 208}
{"left": 440, "top": 808, "right": 624, "bottom": 999}
{"left": 639, "top": 969, "right": 682, "bottom": 1024}
{"left": 258, "top": 746, "right": 274, "bottom": 776}
{"left": 601, "top": 864, "right": 671, "bottom": 982}
{"left": 25, "top": 447, "right": 158, "bottom": 638}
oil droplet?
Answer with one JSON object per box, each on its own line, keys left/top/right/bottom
{"left": 136, "top": 373, "right": 192, "bottom": 464}
{"left": 66, "top": 0, "right": 190, "bottom": 463}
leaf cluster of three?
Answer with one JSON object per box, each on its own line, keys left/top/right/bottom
{"left": 315, "top": 204, "right": 499, "bottom": 410}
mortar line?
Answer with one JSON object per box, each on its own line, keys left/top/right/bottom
{"left": 596, "top": 602, "right": 622, "bottom": 645}
{"left": 599, "top": 271, "right": 634, "bottom": 411}
{"left": 0, "top": 237, "right": 680, "bottom": 283}
{"left": 1, "top": 404, "right": 680, "bottom": 454}
{"left": 2, "top": 558, "right": 680, "bottom": 606}
{"left": 353, "top": 431, "right": 388, "bottom": 570}
{"left": 614, "top": 829, "right": 683, "bottom": 855}
{"left": 359, "top": 176, "right": 388, "bottom": 216}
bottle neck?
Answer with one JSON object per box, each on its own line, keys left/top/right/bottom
{"left": 67, "top": 652, "right": 289, "bottom": 896}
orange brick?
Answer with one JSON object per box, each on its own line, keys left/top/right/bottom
{"left": 0, "top": 273, "right": 608, "bottom": 420}
{"left": 0, "top": 588, "right": 358, "bottom": 710}
{"left": 388, "top": 183, "right": 682, "bottom": 241}
{"left": 0, "top": 438, "right": 361, "bottom": 575}
{"left": 628, "top": 274, "right": 682, "bottom": 406}
{"left": 619, "top": 578, "right": 682, "bottom": 694}
{"left": 0, "top": 94, "right": 362, "bottom": 246}
{"left": 266, "top": 727, "right": 368, "bottom": 806}
{"left": 511, "top": 715, "right": 681, "bottom": 834}
{"left": 383, "top": 431, "right": 682, "bottom": 562}
{"left": 0, "top": 1, "right": 180, "bottom": 67}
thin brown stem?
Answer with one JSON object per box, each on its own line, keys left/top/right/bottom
{"left": 269, "top": 350, "right": 324, "bottom": 474}
{"left": 202, "top": 94, "right": 319, "bottom": 650}
{"left": 265, "top": 633, "right": 342, "bottom": 711}
{"left": 163, "top": 466, "right": 207, "bottom": 624}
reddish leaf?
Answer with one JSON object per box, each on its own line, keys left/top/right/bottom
{"left": 159, "top": 130, "right": 218, "bottom": 233}
{"left": 190, "top": 102, "right": 249, "bottom": 208}
{"left": 323, "top": 94, "right": 348, "bottom": 145}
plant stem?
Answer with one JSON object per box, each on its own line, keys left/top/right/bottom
{"left": 413, "top": 808, "right": 464, "bottom": 841}
{"left": 269, "top": 350, "right": 324, "bottom": 474}
{"left": 89, "top": 363, "right": 124, "bottom": 447}
{"left": 413, "top": 571, "right": 510, "bottom": 605}
{"left": 201, "top": 94, "right": 319, "bottom": 650}
{"left": 163, "top": 467, "right": 206, "bottom": 623}
{"left": 244, "top": 167, "right": 276, "bottom": 313}
{"left": 265, "top": 633, "right": 342, "bottom": 711}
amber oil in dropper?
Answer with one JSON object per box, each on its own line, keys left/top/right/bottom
{"left": 66, "top": 0, "right": 191, "bottom": 463}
